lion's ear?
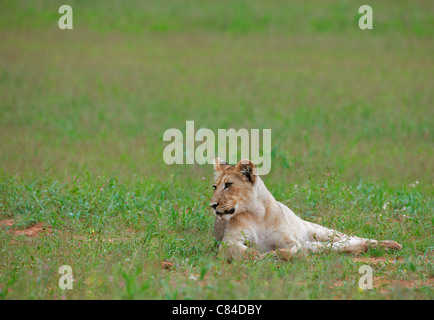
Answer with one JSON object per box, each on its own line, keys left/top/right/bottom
{"left": 214, "top": 157, "right": 229, "bottom": 181}
{"left": 235, "top": 159, "right": 257, "bottom": 184}
{"left": 214, "top": 157, "right": 227, "bottom": 172}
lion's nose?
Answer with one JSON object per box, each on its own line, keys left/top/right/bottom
{"left": 210, "top": 202, "right": 219, "bottom": 210}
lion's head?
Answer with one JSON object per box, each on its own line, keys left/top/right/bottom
{"left": 210, "top": 158, "right": 257, "bottom": 220}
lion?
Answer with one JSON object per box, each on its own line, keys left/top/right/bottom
{"left": 210, "top": 158, "right": 402, "bottom": 261}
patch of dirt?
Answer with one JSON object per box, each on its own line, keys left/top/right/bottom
{"left": 329, "top": 280, "right": 346, "bottom": 289}
{"left": 13, "top": 222, "right": 52, "bottom": 237}
{"left": 0, "top": 219, "right": 52, "bottom": 237}
{"left": 352, "top": 256, "right": 405, "bottom": 265}
{"left": 161, "top": 260, "right": 174, "bottom": 270}
{"left": 329, "top": 276, "right": 433, "bottom": 291}
{"left": 375, "top": 277, "right": 433, "bottom": 294}
{"left": 0, "top": 219, "right": 15, "bottom": 227}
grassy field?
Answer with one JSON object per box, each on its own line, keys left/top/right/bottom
{"left": 0, "top": 1, "right": 433, "bottom": 300}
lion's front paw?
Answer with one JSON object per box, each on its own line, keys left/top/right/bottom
{"left": 378, "top": 240, "right": 402, "bottom": 251}
{"left": 260, "top": 249, "right": 292, "bottom": 261}
{"left": 241, "top": 248, "right": 262, "bottom": 261}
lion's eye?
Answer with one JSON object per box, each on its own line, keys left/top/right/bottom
{"left": 212, "top": 184, "right": 217, "bottom": 190}
{"left": 224, "top": 182, "right": 232, "bottom": 189}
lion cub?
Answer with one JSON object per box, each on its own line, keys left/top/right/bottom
{"left": 210, "top": 158, "right": 402, "bottom": 261}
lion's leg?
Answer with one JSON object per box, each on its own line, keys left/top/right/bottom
{"left": 220, "top": 239, "right": 261, "bottom": 262}
{"left": 304, "top": 221, "right": 402, "bottom": 253}
{"left": 306, "top": 237, "right": 401, "bottom": 255}
{"left": 264, "top": 238, "right": 372, "bottom": 257}
{"left": 375, "top": 240, "right": 402, "bottom": 251}
{"left": 261, "top": 240, "right": 308, "bottom": 261}
{"left": 328, "top": 237, "right": 375, "bottom": 254}
{"left": 213, "top": 216, "right": 228, "bottom": 241}
{"left": 304, "top": 220, "right": 347, "bottom": 242}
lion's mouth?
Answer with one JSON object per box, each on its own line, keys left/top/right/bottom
{"left": 216, "top": 208, "right": 235, "bottom": 216}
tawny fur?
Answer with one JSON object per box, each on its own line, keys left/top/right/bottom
{"left": 210, "top": 158, "right": 402, "bottom": 261}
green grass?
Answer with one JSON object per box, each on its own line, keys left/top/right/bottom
{"left": 0, "top": 174, "right": 432, "bottom": 299}
{"left": 0, "top": 0, "right": 433, "bottom": 299}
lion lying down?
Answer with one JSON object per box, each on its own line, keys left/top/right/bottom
{"left": 210, "top": 158, "right": 402, "bottom": 261}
